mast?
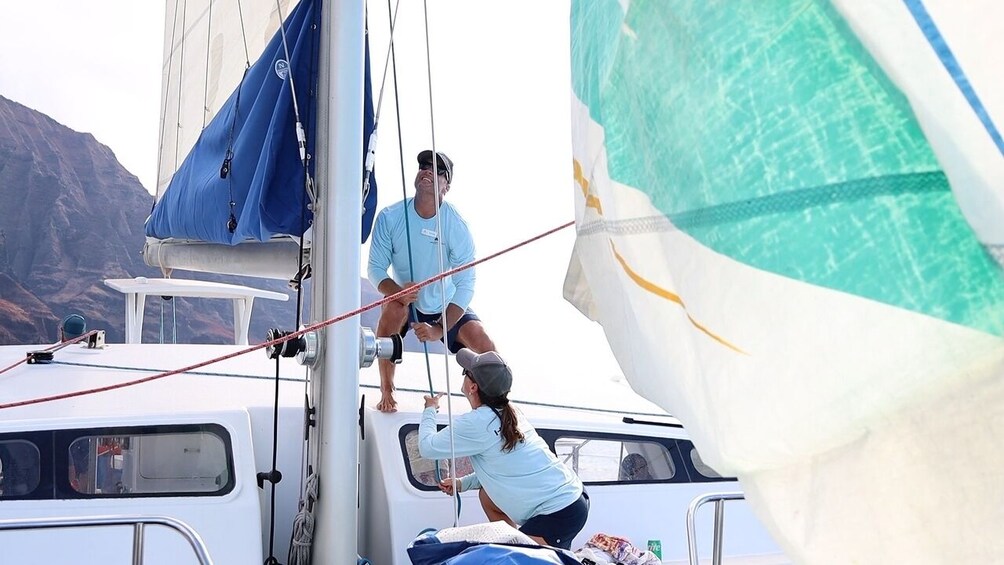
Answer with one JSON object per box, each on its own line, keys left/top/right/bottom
{"left": 312, "top": 0, "right": 364, "bottom": 561}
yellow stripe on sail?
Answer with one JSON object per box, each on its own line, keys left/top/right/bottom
{"left": 573, "top": 159, "right": 604, "bottom": 215}
{"left": 610, "top": 241, "right": 746, "bottom": 355}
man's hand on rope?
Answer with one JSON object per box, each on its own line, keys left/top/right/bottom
{"left": 395, "top": 282, "right": 420, "bottom": 306}
{"left": 412, "top": 321, "right": 444, "bottom": 343}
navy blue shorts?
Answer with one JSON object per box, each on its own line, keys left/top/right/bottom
{"left": 520, "top": 491, "right": 590, "bottom": 550}
{"left": 399, "top": 308, "right": 480, "bottom": 354}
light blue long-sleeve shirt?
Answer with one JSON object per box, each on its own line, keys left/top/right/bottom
{"left": 419, "top": 406, "right": 583, "bottom": 525}
{"left": 367, "top": 198, "right": 475, "bottom": 315}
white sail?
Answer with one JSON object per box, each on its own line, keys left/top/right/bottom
{"left": 565, "top": 1, "right": 1004, "bottom": 563}
{"left": 833, "top": 0, "right": 1004, "bottom": 265}
{"left": 158, "top": 0, "right": 297, "bottom": 198}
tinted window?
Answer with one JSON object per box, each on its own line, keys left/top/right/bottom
{"left": 689, "top": 446, "right": 722, "bottom": 479}
{"left": 68, "top": 431, "right": 231, "bottom": 496}
{"left": 554, "top": 436, "right": 675, "bottom": 483}
{"left": 401, "top": 428, "right": 474, "bottom": 490}
{"left": 0, "top": 440, "right": 41, "bottom": 497}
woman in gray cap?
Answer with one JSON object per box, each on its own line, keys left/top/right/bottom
{"left": 419, "top": 348, "right": 589, "bottom": 549}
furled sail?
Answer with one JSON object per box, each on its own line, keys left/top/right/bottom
{"left": 145, "top": 0, "right": 377, "bottom": 276}
{"left": 565, "top": 1, "right": 1004, "bottom": 563}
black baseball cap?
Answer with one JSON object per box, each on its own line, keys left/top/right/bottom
{"left": 417, "top": 150, "right": 454, "bottom": 184}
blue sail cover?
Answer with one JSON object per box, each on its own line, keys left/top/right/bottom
{"left": 146, "top": 0, "right": 378, "bottom": 244}
{"left": 406, "top": 537, "right": 582, "bottom": 565}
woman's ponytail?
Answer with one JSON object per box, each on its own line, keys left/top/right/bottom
{"left": 479, "top": 392, "right": 524, "bottom": 452}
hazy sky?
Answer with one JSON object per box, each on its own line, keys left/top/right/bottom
{"left": 0, "top": 1, "right": 662, "bottom": 412}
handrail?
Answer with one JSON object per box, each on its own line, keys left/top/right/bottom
{"left": 685, "top": 491, "right": 745, "bottom": 565}
{"left": 0, "top": 514, "right": 214, "bottom": 565}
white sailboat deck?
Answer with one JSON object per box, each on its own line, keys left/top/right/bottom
{"left": 0, "top": 341, "right": 788, "bottom": 564}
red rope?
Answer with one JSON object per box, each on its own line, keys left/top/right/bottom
{"left": 0, "top": 221, "right": 575, "bottom": 411}
{"left": 0, "top": 330, "right": 101, "bottom": 377}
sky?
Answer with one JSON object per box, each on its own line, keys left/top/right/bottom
{"left": 0, "top": 1, "right": 664, "bottom": 413}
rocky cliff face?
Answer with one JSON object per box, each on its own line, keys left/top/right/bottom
{"left": 0, "top": 95, "right": 398, "bottom": 347}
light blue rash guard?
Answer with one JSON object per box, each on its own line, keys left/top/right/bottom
{"left": 419, "top": 406, "right": 584, "bottom": 525}
{"left": 367, "top": 198, "right": 476, "bottom": 315}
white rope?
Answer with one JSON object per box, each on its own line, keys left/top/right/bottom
{"left": 421, "top": 0, "right": 460, "bottom": 529}
{"left": 288, "top": 471, "right": 319, "bottom": 565}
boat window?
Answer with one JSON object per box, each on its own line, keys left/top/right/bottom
{"left": 400, "top": 428, "right": 474, "bottom": 491}
{"left": 689, "top": 446, "right": 722, "bottom": 479}
{"left": 0, "top": 440, "right": 41, "bottom": 497}
{"left": 554, "top": 437, "right": 675, "bottom": 483}
{"left": 67, "top": 430, "right": 231, "bottom": 496}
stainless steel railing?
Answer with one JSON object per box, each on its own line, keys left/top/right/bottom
{"left": 0, "top": 514, "right": 214, "bottom": 565}
{"left": 686, "top": 491, "right": 745, "bottom": 565}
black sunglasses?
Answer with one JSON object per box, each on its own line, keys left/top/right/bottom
{"left": 419, "top": 162, "right": 448, "bottom": 176}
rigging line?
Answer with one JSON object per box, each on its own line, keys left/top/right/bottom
{"left": 383, "top": 0, "right": 441, "bottom": 489}
{"left": 383, "top": 0, "right": 435, "bottom": 396}
{"left": 368, "top": 384, "right": 674, "bottom": 419}
{"left": 50, "top": 360, "right": 305, "bottom": 382}
{"left": 23, "top": 357, "right": 674, "bottom": 419}
{"left": 274, "top": 0, "right": 308, "bottom": 169}
{"left": 264, "top": 355, "right": 282, "bottom": 565}
{"left": 275, "top": 0, "right": 302, "bottom": 120}
{"left": 295, "top": 365, "right": 312, "bottom": 523}
{"left": 421, "top": 0, "right": 459, "bottom": 528}
{"left": 223, "top": 1, "right": 253, "bottom": 234}
{"left": 0, "top": 220, "right": 574, "bottom": 411}
{"left": 294, "top": 0, "right": 324, "bottom": 328}
{"left": 172, "top": 297, "right": 178, "bottom": 344}
{"left": 0, "top": 330, "right": 101, "bottom": 377}
{"left": 156, "top": 237, "right": 172, "bottom": 279}
{"left": 362, "top": 0, "right": 404, "bottom": 210}
{"left": 235, "top": 0, "right": 251, "bottom": 65}
{"left": 173, "top": 0, "right": 189, "bottom": 174}
{"left": 291, "top": 110, "right": 319, "bottom": 555}
{"left": 293, "top": 6, "right": 322, "bottom": 514}
{"left": 201, "top": 0, "right": 214, "bottom": 129}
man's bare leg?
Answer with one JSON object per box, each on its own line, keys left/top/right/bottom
{"left": 376, "top": 301, "right": 409, "bottom": 412}
{"left": 456, "top": 321, "right": 495, "bottom": 354}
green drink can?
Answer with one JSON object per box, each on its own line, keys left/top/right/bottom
{"left": 647, "top": 539, "right": 662, "bottom": 560}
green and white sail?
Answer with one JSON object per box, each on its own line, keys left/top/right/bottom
{"left": 566, "top": 1, "right": 1004, "bottom": 562}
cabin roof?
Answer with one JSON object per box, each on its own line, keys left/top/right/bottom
{"left": 0, "top": 344, "right": 676, "bottom": 431}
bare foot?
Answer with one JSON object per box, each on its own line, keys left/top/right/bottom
{"left": 377, "top": 392, "right": 398, "bottom": 413}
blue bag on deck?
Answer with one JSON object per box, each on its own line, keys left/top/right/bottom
{"left": 407, "top": 532, "right": 582, "bottom": 565}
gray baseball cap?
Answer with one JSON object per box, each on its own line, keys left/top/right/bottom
{"left": 457, "top": 348, "right": 512, "bottom": 397}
